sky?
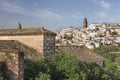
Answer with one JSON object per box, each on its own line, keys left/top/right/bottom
{"left": 0, "top": 0, "right": 120, "bottom": 30}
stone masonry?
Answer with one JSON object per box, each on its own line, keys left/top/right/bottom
{"left": 0, "top": 27, "right": 56, "bottom": 58}
{"left": 0, "top": 40, "right": 31, "bottom": 80}
{"left": 0, "top": 27, "right": 56, "bottom": 80}
{"left": 0, "top": 50, "right": 24, "bottom": 80}
{"left": 44, "top": 35, "right": 55, "bottom": 57}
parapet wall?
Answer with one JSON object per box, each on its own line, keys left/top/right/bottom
{"left": 0, "top": 35, "right": 44, "bottom": 55}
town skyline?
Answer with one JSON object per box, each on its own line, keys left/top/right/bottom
{"left": 0, "top": 0, "right": 120, "bottom": 30}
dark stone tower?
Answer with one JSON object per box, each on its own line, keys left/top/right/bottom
{"left": 83, "top": 17, "right": 88, "bottom": 28}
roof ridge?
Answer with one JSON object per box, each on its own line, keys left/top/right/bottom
{"left": 0, "top": 40, "right": 40, "bottom": 59}
{"left": 0, "top": 27, "right": 56, "bottom": 36}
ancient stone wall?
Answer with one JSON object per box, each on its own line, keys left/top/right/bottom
{"left": 0, "top": 28, "right": 56, "bottom": 79}
{"left": 0, "top": 52, "right": 24, "bottom": 80}
{"left": 0, "top": 35, "right": 44, "bottom": 55}
{"left": 0, "top": 52, "right": 7, "bottom": 62}
{"left": 18, "top": 52, "right": 24, "bottom": 80}
{"left": 0, "top": 35, "right": 56, "bottom": 57}
{"left": 44, "top": 35, "right": 55, "bottom": 57}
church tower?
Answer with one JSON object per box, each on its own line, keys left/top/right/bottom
{"left": 83, "top": 17, "right": 88, "bottom": 28}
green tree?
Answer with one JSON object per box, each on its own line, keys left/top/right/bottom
{"left": 94, "top": 45, "right": 120, "bottom": 80}
{"left": 0, "top": 71, "right": 4, "bottom": 80}
{"left": 50, "top": 51, "right": 81, "bottom": 80}
{"left": 24, "top": 57, "right": 50, "bottom": 80}
{"left": 103, "top": 59, "right": 120, "bottom": 80}
{"left": 24, "top": 51, "right": 117, "bottom": 80}
{"left": 35, "top": 72, "right": 51, "bottom": 80}
{"left": 50, "top": 51, "right": 105, "bottom": 80}
{"left": 87, "top": 62, "right": 104, "bottom": 80}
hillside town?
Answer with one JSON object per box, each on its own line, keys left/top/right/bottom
{"left": 0, "top": 20, "right": 120, "bottom": 80}
{"left": 55, "top": 18, "right": 120, "bottom": 49}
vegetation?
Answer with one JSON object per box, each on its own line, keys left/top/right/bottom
{"left": 94, "top": 45, "right": 120, "bottom": 80}
{"left": 24, "top": 57, "right": 50, "bottom": 80}
{"left": 112, "top": 32, "right": 118, "bottom": 36}
{"left": 24, "top": 51, "right": 120, "bottom": 80}
{"left": 0, "top": 45, "right": 119, "bottom": 80}
{"left": 0, "top": 71, "right": 4, "bottom": 80}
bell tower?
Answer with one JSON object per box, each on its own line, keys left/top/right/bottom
{"left": 83, "top": 17, "right": 88, "bottom": 28}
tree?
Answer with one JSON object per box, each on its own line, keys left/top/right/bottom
{"left": 35, "top": 72, "right": 51, "bottom": 80}
{"left": 94, "top": 45, "right": 120, "bottom": 80}
{"left": 24, "top": 51, "right": 118, "bottom": 80}
{"left": 50, "top": 51, "right": 105, "bottom": 80}
{"left": 103, "top": 59, "right": 120, "bottom": 80}
{"left": 87, "top": 62, "right": 104, "bottom": 80}
{"left": 24, "top": 57, "right": 50, "bottom": 80}
{"left": 50, "top": 51, "right": 81, "bottom": 80}
{"left": 0, "top": 71, "right": 4, "bottom": 80}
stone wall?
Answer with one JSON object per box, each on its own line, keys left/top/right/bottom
{"left": 0, "top": 52, "right": 24, "bottom": 80}
{"left": 0, "top": 30, "right": 56, "bottom": 79}
{"left": 0, "top": 35, "right": 44, "bottom": 55}
{"left": 44, "top": 35, "right": 55, "bottom": 57}
{"left": 0, "top": 52, "right": 7, "bottom": 62}
{"left": 0, "top": 35, "right": 56, "bottom": 57}
{"left": 18, "top": 52, "right": 24, "bottom": 80}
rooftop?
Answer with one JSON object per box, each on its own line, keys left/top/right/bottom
{"left": 0, "top": 40, "right": 39, "bottom": 59}
{"left": 56, "top": 46, "right": 105, "bottom": 62}
{"left": 0, "top": 27, "right": 56, "bottom": 36}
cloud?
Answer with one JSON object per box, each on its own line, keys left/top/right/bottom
{"left": 93, "top": 0, "right": 110, "bottom": 22}
{"left": 0, "top": 0, "right": 85, "bottom": 29}
{"left": 109, "top": 16, "right": 120, "bottom": 23}
{"left": 68, "top": 12, "right": 83, "bottom": 19}
{"left": 100, "top": 1, "right": 111, "bottom": 10}
{"left": 0, "top": 0, "right": 63, "bottom": 21}
{"left": 98, "top": 11, "right": 107, "bottom": 18}
{"left": 34, "top": 9, "right": 63, "bottom": 20}
{"left": 0, "top": 14, "right": 19, "bottom": 28}
{"left": 33, "top": 1, "right": 38, "bottom": 6}
{"left": 0, "top": 0, "right": 28, "bottom": 15}
{"left": 94, "top": 0, "right": 111, "bottom": 10}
